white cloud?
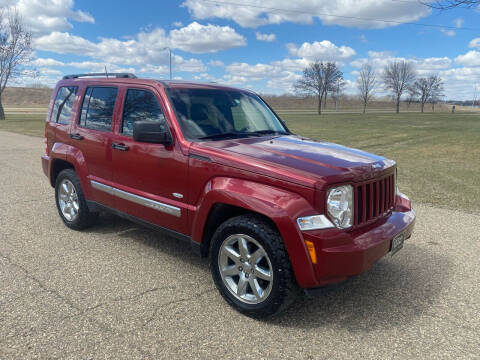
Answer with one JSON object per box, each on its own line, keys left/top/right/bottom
{"left": 34, "top": 22, "right": 246, "bottom": 61}
{"left": 182, "top": 0, "right": 431, "bottom": 29}
{"left": 255, "top": 32, "right": 276, "bottom": 42}
{"left": 469, "top": 38, "right": 480, "bottom": 49}
{"left": 209, "top": 60, "right": 225, "bottom": 67}
{"left": 31, "top": 58, "right": 65, "bottom": 67}
{"left": 1, "top": 0, "right": 94, "bottom": 35}
{"left": 169, "top": 22, "right": 246, "bottom": 53}
{"left": 38, "top": 67, "right": 63, "bottom": 76}
{"left": 271, "top": 58, "right": 309, "bottom": 72}
{"left": 172, "top": 21, "right": 183, "bottom": 27}
{"left": 455, "top": 50, "right": 480, "bottom": 67}
{"left": 440, "top": 29, "right": 456, "bottom": 37}
{"left": 351, "top": 52, "right": 451, "bottom": 74}
{"left": 226, "top": 62, "right": 275, "bottom": 81}
{"left": 454, "top": 18, "right": 464, "bottom": 28}
{"left": 438, "top": 66, "right": 480, "bottom": 99}
{"left": 34, "top": 31, "right": 97, "bottom": 55}
{"left": 287, "top": 40, "right": 356, "bottom": 62}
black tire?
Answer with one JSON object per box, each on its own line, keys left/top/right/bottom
{"left": 55, "top": 169, "right": 98, "bottom": 230}
{"left": 210, "top": 214, "right": 298, "bottom": 318}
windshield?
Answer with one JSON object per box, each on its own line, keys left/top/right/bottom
{"left": 166, "top": 88, "right": 289, "bottom": 141}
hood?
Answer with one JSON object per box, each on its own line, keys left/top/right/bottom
{"left": 195, "top": 135, "right": 395, "bottom": 187}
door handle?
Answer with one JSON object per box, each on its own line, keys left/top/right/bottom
{"left": 70, "top": 133, "right": 83, "bottom": 140}
{"left": 111, "top": 143, "right": 129, "bottom": 151}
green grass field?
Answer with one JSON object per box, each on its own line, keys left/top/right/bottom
{"left": 1, "top": 111, "right": 479, "bottom": 212}
{"left": 0, "top": 113, "right": 46, "bottom": 137}
{"left": 281, "top": 112, "right": 480, "bottom": 212}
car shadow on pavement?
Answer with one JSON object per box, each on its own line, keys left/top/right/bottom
{"left": 271, "top": 243, "right": 452, "bottom": 331}
{"left": 87, "top": 215, "right": 450, "bottom": 331}
{"left": 91, "top": 212, "right": 210, "bottom": 272}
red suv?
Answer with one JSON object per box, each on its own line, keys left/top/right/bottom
{"left": 42, "top": 73, "right": 415, "bottom": 318}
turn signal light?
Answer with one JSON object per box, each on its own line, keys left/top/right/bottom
{"left": 305, "top": 240, "right": 317, "bottom": 264}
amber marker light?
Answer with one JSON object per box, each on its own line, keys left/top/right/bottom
{"left": 305, "top": 240, "right": 317, "bottom": 264}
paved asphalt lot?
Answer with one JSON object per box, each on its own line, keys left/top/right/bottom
{"left": 0, "top": 130, "right": 479, "bottom": 359}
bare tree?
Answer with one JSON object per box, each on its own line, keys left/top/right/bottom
{"left": 0, "top": 8, "right": 33, "bottom": 120}
{"left": 412, "top": 75, "right": 444, "bottom": 112}
{"left": 356, "top": 64, "right": 376, "bottom": 113}
{"left": 331, "top": 77, "right": 345, "bottom": 112}
{"left": 429, "top": 75, "right": 444, "bottom": 112}
{"left": 411, "top": 78, "right": 430, "bottom": 113}
{"left": 294, "top": 61, "right": 343, "bottom": 115}
{"left": 382, "top": 61, "right": 416, "bottom": 113}
{"left": 424, "top": 0, "right": 479, "bottom": 9}
{"left": 406, "top": 85, "right": 419, "bottom": 108}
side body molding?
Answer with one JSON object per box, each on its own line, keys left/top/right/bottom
{"left": 191, "top": 177, "right": 319, "bottom": 288}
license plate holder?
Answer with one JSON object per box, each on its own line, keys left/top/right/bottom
{"left": 390, "top": 232, "right": 405, "bottom": 256}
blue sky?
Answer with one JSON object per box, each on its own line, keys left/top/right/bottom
{"left": 5, "top": 0, "right": 480, "bottom": 99}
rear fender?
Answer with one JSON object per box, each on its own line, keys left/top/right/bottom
{"left": 50, "top": 144, "right": 90, "bottom": 198}
{"left": 192, "top": 177, "right": 318, "bottom": 288}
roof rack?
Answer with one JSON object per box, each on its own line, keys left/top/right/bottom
{"left": 62, "top": 73, "right": 137, "bottom": 80}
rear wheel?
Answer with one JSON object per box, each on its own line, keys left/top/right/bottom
{"left": 55, "top": 169, "right": 98, "bottom": 230}
{"left": 210, "top": 214, "right": 298, "bottom": 318}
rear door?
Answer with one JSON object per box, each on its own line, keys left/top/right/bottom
{"left": 70, "top": 86, "right": 119, "bottom": 208}
{"left": 110, "top": 85, "right": 188, "bottom": 234}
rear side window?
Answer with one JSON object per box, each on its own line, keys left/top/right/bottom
{"left": 122, "top": 89, "right": 165, "bottom": 136}
{"left": 51, "top": 86, "right": 77, "bottom": 125}
{"left": 79, "top": 87, "right": 118, "bottom": 132}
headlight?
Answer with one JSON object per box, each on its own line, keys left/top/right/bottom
{"left": 327, "top": 185, "right": 353, "bottom": 229}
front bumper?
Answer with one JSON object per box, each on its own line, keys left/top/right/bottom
{"left": 302, "top": 205, "right": 416, "bottom": 287}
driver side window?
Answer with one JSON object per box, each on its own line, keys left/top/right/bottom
{"left": 122, "top": 89, "right": 165, "bottom": 136}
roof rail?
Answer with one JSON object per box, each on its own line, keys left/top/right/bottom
{"left": 62, "top": 73, "right": 137, "bottom": 80}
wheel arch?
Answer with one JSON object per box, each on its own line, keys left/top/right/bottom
{"left": 50, "top": 159, "right": 75, "bottom": 187}
{"left": 191, "top": 177, "right": 319, "bottom": 288}
{"left": 199, "top": 203, "right": 279, "bottom": 258}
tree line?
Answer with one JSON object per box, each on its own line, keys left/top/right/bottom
{"left": 295, "top": 60, "right": 445, "bottom": 114}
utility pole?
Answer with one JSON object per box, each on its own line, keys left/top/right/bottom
{"left": 473, "top": 84, "right": 478, "bottom": 108}
{"left": 162, "top": 47, "right": 172, "bottom": 80}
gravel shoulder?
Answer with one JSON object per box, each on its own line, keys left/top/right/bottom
{"left": 0, "top": 130, "right": 479, "bottom": 359}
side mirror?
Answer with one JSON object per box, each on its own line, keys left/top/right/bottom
{"left": 133, "top": 121, "right": 173, "bottom": 146}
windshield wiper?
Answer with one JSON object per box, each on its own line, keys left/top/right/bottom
{"left": 198, "top": 132, "right": 257, "bottom": 140}
{"left": 248, "top": 129, "right": 290, "bottom": 136}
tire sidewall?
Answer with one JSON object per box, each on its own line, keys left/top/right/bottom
{"left": 210, "top": 218, "right": 289, "bottom": 317}
{"left": 55, "top": 169, "right": 89, "bottom": 229}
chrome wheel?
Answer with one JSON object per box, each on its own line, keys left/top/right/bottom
{"left": 218, "top": 234, "right": 273, "bottom": 304}
{"left": 58, "top": 179, "right": 79, "bottom": 221}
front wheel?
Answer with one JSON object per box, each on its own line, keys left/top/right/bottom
{"left": 210, "top": 215, "right": 298, "bottom": 318}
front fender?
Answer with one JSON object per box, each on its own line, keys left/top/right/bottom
{"left": 192, "top": 177, "right": 319, "bottom": 288}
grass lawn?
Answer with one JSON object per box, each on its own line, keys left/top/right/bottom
{"left": 1, "top": 111, "right": 479, "bottom": 212}
{"left": 0, "top": 113, "right": 46, "bottom": 137}
{"left": 281, "top": 112, "right": 480, "bottom": 213}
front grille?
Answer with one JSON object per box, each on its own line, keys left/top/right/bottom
{"left": 354, "top": 173, "right": 395, "bottom": 226}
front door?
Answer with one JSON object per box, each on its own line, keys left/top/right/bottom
{"left": 110, "top": 86, "right": 188, "bottom": 234}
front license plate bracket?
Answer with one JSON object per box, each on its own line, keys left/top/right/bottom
{"left": 390, "top": 232, "right": 404, "bottom": 256}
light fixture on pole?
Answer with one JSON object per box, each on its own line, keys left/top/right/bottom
{"left": 162, "top": 47, "right": 172, "bottom": 80}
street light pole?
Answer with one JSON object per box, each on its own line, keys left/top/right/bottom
{"left": 162, "top": 47, "right": 172, "bottom": 80}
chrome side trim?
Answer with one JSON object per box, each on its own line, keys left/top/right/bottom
{"left": 90, "top": 180, "right": 181, "bottom": 217}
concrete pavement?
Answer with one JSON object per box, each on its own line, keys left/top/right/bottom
{"left": 0, "top": 130, "right": 479, "bottom": 359}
